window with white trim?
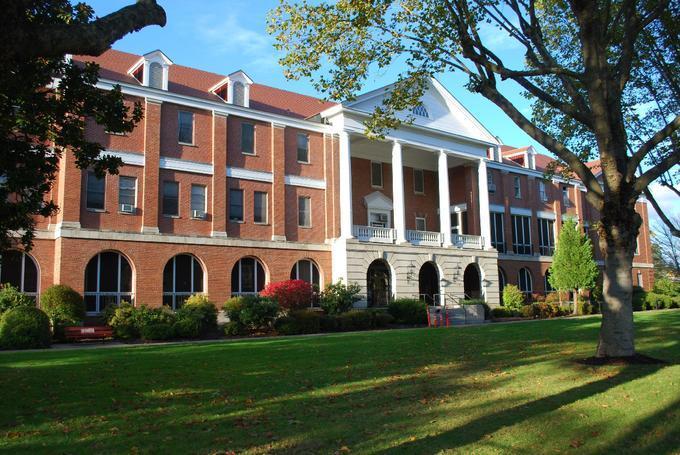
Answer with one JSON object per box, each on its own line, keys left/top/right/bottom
{"left": 562, "top": 186, "right": 571, "bottom": 207}
{"left": 512, "top": 215, "right": 532, "bottom": 255}
{"left": 413, "top": 169, "right": 425, "bottom": 194}
{"left": 231, "top": 257, "right": 266, "bottom": 295}
{"left": 162, "top": 181, "right": 179, "bottom": 216}
{"left": 298, "top": 196, "right": 311, "bottom": 227}
{"left": 487, "top": 173, "right": 496, "bottom": 193}
{"left": 190, "top": 184, "right": 206, "bottom": 219}
{"left": 297, "top": 133, "right": 309, "bottom": 163}
{"left": 149, "top": 62, "right": 163, "bottom": 89}
{"left": 371, "top": 161, "right": 383, "bottom": 188}
{"left": 538, "top": 218, "right": 555, "bottom": 256}
{"left": 637, "top": 271, "right": 643, "bottom": 287}
{"left": 254, "top": 191, "right": 267, "bottom": 223}
{"left": 241, "top": 123, "right": 255, "bottom": 154}
{"left": 178, "top": 111, "right": 194, "bottom": 144}
{"left": 290, "top": 259, "right": 320, "bottom": 288}
{"left": 84, "top": 251, "right": 133, "bottom": 314}
{"left": 118, "top": 176, "right": 136, "bottom": 212}
{"left": 518, "top": 268, "right": 533, "bottom": 294}
{"left": 163, "top": 254, "right": 204, "bottom": 309}
{"left": 233, "top": 81, "right": 245, "bottom": 106}
{"left": 490, "top": 212, "right": 505, "bottom": 253}
{"left": 415, "top": 216, "right": 427, "bottom": 231}
{"left": 0, "top": 251, "right": 38, "bottom": 301}
{"left": 369, "top": 210, "right": 390, "bottom": 228}
{"left": 538, "top": 181, "right": 548, "bottom": 202}
{"left": 513, "top": 176, "right": 522, "bottom": 199}
{"left": 229, "top": 189, "right": 243, "bottom": 222}
{"left": 86, "top": 171, "right": 105, "bottom": 210}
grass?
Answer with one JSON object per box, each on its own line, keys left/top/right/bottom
{"left": 1, "top": 311, "right": 679, "bottom": 454}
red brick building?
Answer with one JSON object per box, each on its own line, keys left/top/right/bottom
{"left": 0, "top": 49, "right": 653, "bottom": 313}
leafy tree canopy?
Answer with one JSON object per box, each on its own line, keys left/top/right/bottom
{"left": 549, "top": 219, "right": 599, "bottom": 293}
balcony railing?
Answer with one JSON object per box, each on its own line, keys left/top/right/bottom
{"left": 406, "top": 229, "right": 443, "bottom": 246}
{"left": 451, "top": 234, "right": 484, "bottom": 249}
{"left": 352, "top": 225, "right": 396, "bottom": 243}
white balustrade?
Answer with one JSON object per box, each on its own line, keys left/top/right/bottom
{"left": 406, "top": 229, "right": 443, "bottom": 246}
{"left": 352, "top": 225, "right": 396, "bottom": 243}
{"left": 451, "top": 234, "right": 484, "bottom": 249}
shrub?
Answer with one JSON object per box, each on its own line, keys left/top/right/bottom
{"left": 338, "top": 310, "right": 372, "bottom": 331}
{"left": 40, "top": 284, "right": 85, "bottom": 328}
{"left": 0, "top": 306, "right": 51, "bottom": 349}
{"left": 261, "top": 280, "right": 313, "bottom": 311}
{"left": 319, "top": 314, "right": 339, "bottom": 332}
{"left": 136, "top": 305, "right": 176, "bottom": 328}
{"left": 490, "top": 307, "right": 515, "bottom": 318}
{"left": 531, "top": 293, "right": 546, "bottom": 303}
{"left": 106, "top": 302, "right": 139, "bottom": 339}
{"left": 369, "top": 310, "right": 394, "bottom": 328}
{"left": 223, "top": 321, "right": 245, "bottom": 336}
{"left": 521, "top": 303, "right": 566, "bottom": 319}
{"left": 140, "top": 323, "right": 175, "bottom": 341}
{"left": 176, "top": 294, "right": 217, "bottom": 334}
{"left": 632, "top": 289, "right": 647, "bottom": 311}
{"left": 387, "top": 298, "right": 427, "bottom": 325}
{"left": 173, "top": 317, "right": 202, "bottom": 338}
{"left": 670, "top": 296, "right": 680, "bottom": 309}
{"left": 275, "top": 310, "right": 322, "bottom": 335}
{"left": 502, "top": 285, "right": 525, "bottom": 312}
{"left": 319, "top": 280, "right": 361, "bottom": 315}
{"left": 644, "top": 292, "right": 673, "bottom": 310}
{"left": 0, "top": 284, "right": 34, "bottom": 315}
{"left": 652, "top": 277, "right": 679, "bottom": 297}
{"left": 225, "top": 295, "right": 279, "bottom": 332}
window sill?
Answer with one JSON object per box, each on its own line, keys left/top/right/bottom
{"left": 118, "top": 210, "right": 137, "bottom": 216}
{"left": 229, "top": 219, "right": 245, "bottom": 224}
{"left": 254, "top": 222, "right": 270, "bottom": 226}
{"left": 298, "top": 225, "right": 312, "bottom": 229}
{"left": 191, "top": 216, "right": 207, "bottom": 221}
{"left": 414, "top": 191, "right": 425, "bottom": 196}
{"left": 242, "top": 152, "right": 257, "bottom": 156}
{"left": 178, "top": 142, "right": 197, "bottom": 147}
{"left": 163, "top": 214, "right": 180, "bottom": 219}
{"left": 86, "top": 208, "right": 106, "bottom": 213}
{"left": 297, "top": 160, "right": 311, "bottom": 165}
{"left": 371, "top": 185, "right": 383, "bottom": 190}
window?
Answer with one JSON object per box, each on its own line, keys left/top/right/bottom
{"left": 413, "top": 169, "right": 425, "bottom": 194}
{"left": 538, "top": 218, "right": 555, "bottom": 256}
{"left": 518, "top": 268, "right": 533, "bottom": 294}
{"left": 241, "top": 123, "right": 255, "bottom": 154}
{"left": 118, "top": 176, "right": 136, "bottom": 212}
{"left": 190, "top": 185, "right": 206, "bottom": 218}
{"left": 539, "top": 181, "right": 547, "bottom": 202}
{"left": 637, "top": 271, "right": 643, "bottom": 287}
{"left": 162, "top": 181, "right": 179, "bottom": 216}
{"left": 415, "top": 217, "right": 427, "bottom": 231}
{"left": 254, "top": 191, "right": 267, "bottom": 223}
{"left": 231, "top": 257, "right": 266, "bottom": 295}
{"left": 297, "top": 133, "right": 309, "bottom": 163}
{"left": 149, "top": 62, "right": 163, "bottom": 89}
{"left": 369, "top": 211, "right": 389, "bottom": 228}
{"left": 298, "top": 196, "right": 311, "bottom": 227}
{"left": 490, "top": 212, "right": 505, "bottom": 253}
{"left": 86, "top": 171, "right": 105, "bottom": 210}
{"left": 233, "top": 81, "right": 245, "bottom": 106}
{"left": 371, "top": 161, "right": 383, "bottom": 187}
{"left": 290, "top": 259, "right": 320, "bottom": 288}
{"left": 488, "top": 173, "right": 496, "bottom": 193}
{"left": 635, "top": 236, "right": 640, "bottom": 255}
{"left": 229, "top": 189, "right": 244, "bottom": 222}
{"left": 163, "top": 254, "right": 204, "bottom": 309}
{"left": 512, "top": 215, "right": 532, "bottom": 255}
{"left": 562, "top": 186, "right": 571, "bottom": 207}
{"left": 513, "top": 176, "right": 522, "bottom": 199}
{"left": 178, "top": 111, "right": 194, "bottom": 144}
{"left": 84, "top": 251, "right": 133, "bottom": 314}
{"left": 0, "top": 251, "right": 38, "bottom": 300}
{"left": 498, "top": 267, "right": 507, "bottom": 294}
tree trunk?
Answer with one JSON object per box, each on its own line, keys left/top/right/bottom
{"left": 596, "top": 211, "right": 639, "bottom": 357}
{"left": 573, "top": 290, "right": 579, "bottom": 315}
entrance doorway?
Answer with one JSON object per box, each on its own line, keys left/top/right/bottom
{"left": 367, "top": 260, "right": 391, "bottom": 307}
{"left": 463, "top": 263, "right": 482, "bottom": 299}
{"left": 418, "top": 262, "right": 439, "bottom": 305}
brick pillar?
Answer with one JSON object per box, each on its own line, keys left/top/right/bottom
{"left": 271, "top": 122, "right": 286, "bottom": 241}
{"left": 56, "top": 151, "right": 82, "bottom": 228}
{"left": 323, "top": 133, "right": 333, "bottom": 240}
{"left": 142, "top": 99, "right": 162, "bottom": 234}
{"left": 212, "top": 112, "right": 228, "bottom": 237}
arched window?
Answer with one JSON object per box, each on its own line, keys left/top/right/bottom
{"left": 233, "top": 81, "right": 245, "bottom": 106}
{"left": 367, "top": 259, "right": 391, "bottom": 307}
{"left": 0, "top": 251, "right": 38, "bottom": 300}
{"left": 498, "top": 267, "right": 507, "bottom": 292}
{"left": 163, "top": 254, "right": 204, "bottom": 309}
{"left": 84, "top": 251, "right": 133, "bottom": 314}
{"left": 149, "top": 62, "right": 163, "bottom": 89}
{"left": 290, "top": 259, "right": 320, "bottom": 288}
{"left": 232, "top": 257, "right": 266, "bottom": 295}
{"left": 518, "top": 268, "right": 533, "bottom": 294}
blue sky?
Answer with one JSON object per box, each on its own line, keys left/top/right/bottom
{"left": 89, "top": 0, "right": 677, "bottom": 226}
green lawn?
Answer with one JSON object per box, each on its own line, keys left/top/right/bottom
{"left": 1, "top": 311, "right": 679, "bottom": 454}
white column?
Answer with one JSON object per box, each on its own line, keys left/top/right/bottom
{"left": 438, "top": 150, "right": 452, "bottom": 247}
{"left": 339, "top": 131, "right": 354, "bottom": 238}
{"left": 477, "top": 158, "right": 492, "bottom": 249}
{"left": 391, "top": 141, "right": 406, "bottom": 243}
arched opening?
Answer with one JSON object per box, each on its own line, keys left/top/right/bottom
{"left": 463, "top": 263, "right": 482, "bottom": 299}
{"left": 163, "top": 254, "right": 204, "bottom": 309}
{"left": 367, "top": 259, "right": 391, "bottom": 307}
{"left": 290, "top": 259, "right": 321, "bottom": 289}
{"left": 0, "top": 250, "right": 39, "bottom": 301}
{"left": 231, "top": 257, "right": 266, "bottom": 296}
{"left": 85, "top": 251, "right": 133, "bottom": 314}
{"left": 498, "top": 267, "right": 507, "bottom": 304}
{"left": 518, "top": 267, "right": 533, "bottom": 296}
{"left": 418, "top": 262, "right": 439, "bottom": 305}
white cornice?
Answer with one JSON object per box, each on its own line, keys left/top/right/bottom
{"left": 536, "top": 210, "right": 556, "bottom": 220}
{"left": 227, "top": 167, "right": 273, "bottom": 183}
{"left": 489, "top": 204, "right": 505, "bottom": 213}
{"left": 160, "top": 157, "right": 213, "bottom": 175}
{"left": 103, "top": 150, "right": 145, "bottom": 166}
{"left": 285, "top": 175, "right": 326, "bottom": 190}
{"left": 510, "top": 207, "right": 532, "bottom": 216}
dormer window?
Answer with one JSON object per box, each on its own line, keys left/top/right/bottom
{"left": 149, "top": 62, "right": 163, "bottom": 89}
{"left": 413, "top": 104, "right": 429, "bottom": 118}
{"left": 128, "top": 50, "right": 173, "bottom": 91}
{"left": 209, "top": 70, "right": 253, "bottom": 107}
{"left": 215, "top": 84, "right": 228, "bottom": 102}
{"left": 233, "top": 82, "right": 245, "bottom": 106}
{"left": 131, "top": 65, "right": 144, "bottom": 84}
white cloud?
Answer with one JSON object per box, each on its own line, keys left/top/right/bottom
{"left": 478, "top": 21, "right": 524, "bottom": 53}
{"left": 646, "top": 181, "right": 680, "bottom": 229}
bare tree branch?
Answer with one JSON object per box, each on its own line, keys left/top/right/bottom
{"left": 644, "top": 188, "right": 680, "bottom": 237}
{"left": 627, "top": 114, "right": 680, "bottom": 181}
{"left": 634, "top": 149, "right": 680, "bottom": 193}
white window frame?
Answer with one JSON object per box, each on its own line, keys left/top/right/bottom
{"left": 0, "top": 251, "right": 39, "bottom": 301}
{"left": 241, "top": 122, "right": 256, "bottom": 155}
{"left": 163, "top": 254, "right": 204, "bottom": 310}
{"left": 232, "top": 257, "right": 266, "bottom": 295}
{"left": 118, "top": 176, "right": 137, "bottom": 212}
{"left": 513, "top": 176, "right": 522, "bottom": 199}
{"left": 298, "top": 196, "right": 312, "bottom": 227}
{"left": 253, "top": 191, "right": 268, "bottom": 224}
{"left": 291, "top": 259, "right": 321, "bottom": 289}
{"left": 637, "top": 271, "right": 643, "bottom": 287}
{"left": 490, "top": 212, "right": 505, "bottom": 253}
{"left": 537, "top": 218, "right": 555, "bottom": 256}
{"left": 296, "top": 133, "right": 310, "bottom": 164}
{"left": 229, "top": 188, "right": 244, "bottom": 222}
{"left": 518, "top": 268, "right": 533, "bottom": 294}
{"left": 512, "top": 215, "right": 532, "bottom": 255}
{"left": 413, "top": 168, "right": 425, "bottom": 194}
{"left": 190, "top": 184, "right": 207, "bottom": 219}
{"left": 177, "top": 110, "right": 194, "bottom": 145}
{"left": 371, "top": 161, "right": 383, "bottom": 188}
{"left": 562, "top": 186, "right": 571, "bottom": 207}
{"left": 162, "top": 181, "right": 180, "bottom": 217}
{"left": 368, "top": 209, "right": 391, "bottom": 228}
{"left": 84, "top": 252, "right": 134, "bottom": 315}
{"left": 86, "top": 171, "right": 106, "bottom": 211}
{"left": 538, "top": 181, "right": 547, "bottom": 202}
{"left": 415, "top": 216, "right": 427, "bottom": 231}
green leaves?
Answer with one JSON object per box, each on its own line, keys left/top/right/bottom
{"left": 549, "top": 218, "right": 599, "bottom": 294}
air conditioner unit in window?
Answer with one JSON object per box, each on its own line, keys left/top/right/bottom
{"left": 192, "top": 210, "right": 205, "bottom": 219}
{"left": 488, "top": 183, "right": 496, "bottom": 193}
{"left": 120, "top": 204, "right": 135, "bottom": 213}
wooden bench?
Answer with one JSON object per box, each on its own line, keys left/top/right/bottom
{"left": 64, "top": 326, "right": 114, "bottom": 341}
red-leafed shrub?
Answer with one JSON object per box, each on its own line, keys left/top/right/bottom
{"left": 260, "top": 280, "right": 313, "bottom": 310}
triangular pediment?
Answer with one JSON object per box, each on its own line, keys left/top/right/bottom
{"left": 364, "top": 191, "right": 393, "bottom": 210}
